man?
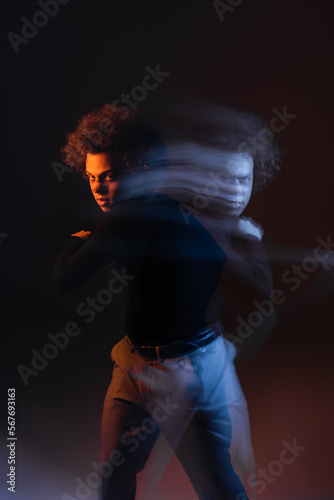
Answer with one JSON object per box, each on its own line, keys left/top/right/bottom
{"left": 140, "top": 100, "right": 334, "bottom": 499}
{"left": 55, "top": 101, "right": 283, "bottom": 499}
{"left": 134, "top": 101, "right": 282, "bottom": 498}
{"left": 150, "top": 99, "right": 282, "bottom": 359}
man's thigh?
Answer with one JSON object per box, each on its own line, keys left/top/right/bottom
{"left": 172, "top": 337, "right": 249, "bottom": 499}
{"left": 99, "top": 344, "right": 160, "bottom": 500}
{"left": 139, "top": 336, "right": 249, "bottom": 499}
{"left": 100, "top": 367, "right": 159, "bottom": 465}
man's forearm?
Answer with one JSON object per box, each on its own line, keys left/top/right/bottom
{"left": 54, "top": 236, "right": 86, "bottom": 293}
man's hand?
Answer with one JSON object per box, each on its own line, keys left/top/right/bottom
{"left": 71, "top": 230, "right": 91, "bottom": 241}
{"left": 234, "top": 217, "right": 264, "bottom": 241}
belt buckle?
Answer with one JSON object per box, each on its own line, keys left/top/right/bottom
{"left": 155, "top": 345, "right": 162, "bottom": 361}
{"left": 141, "top": 344, "right": 162, "bottom": 361}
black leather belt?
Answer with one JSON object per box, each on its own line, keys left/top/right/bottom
{"left": 133, "top": 328, "right": 218, "bottom": 361}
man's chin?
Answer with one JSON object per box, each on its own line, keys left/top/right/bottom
{"left": 100, "top": 205, "right": 112, "bottom": 213}
{"left": 219, "top": 207, "right": 244, "bottom": 218}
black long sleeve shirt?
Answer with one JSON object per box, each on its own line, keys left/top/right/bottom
{"left": 55, "top": 193, "right": 226, "bottom": 344}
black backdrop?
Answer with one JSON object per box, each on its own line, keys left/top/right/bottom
{"left": 1, "top": 1, "right": 334, "bottom": 499}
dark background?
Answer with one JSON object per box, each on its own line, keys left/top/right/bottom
{"left": 1, "top": 0, "right": 334, "bottom": 499}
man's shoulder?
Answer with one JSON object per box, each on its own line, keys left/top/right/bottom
{"left": 108, "top": 192, "right": 180, "bottom": 219}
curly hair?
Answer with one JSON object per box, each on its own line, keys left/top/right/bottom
{"left": 62, "top": 100, "right": 283, "bottom": 194}
{"left": 145, "top": 98, "right": 284, "bottom": 194}
{"left": 61, "top": 103, "right": 167, "bottom": 178}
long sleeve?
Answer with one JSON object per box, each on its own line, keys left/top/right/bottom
{"left": 223, "top": 235, "right": 277, "bottom": 361}
{"left": 54, "top": 212, "right": 126, "bottom": 293}
{"left": 205, "top": 229, "right": 277, "bottom": 361}
{"left": 217, "top": 232, "right": 274, "bottom": 307}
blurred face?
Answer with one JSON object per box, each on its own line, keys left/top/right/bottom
{"left": 163, "top": 144, "right": 254, "bottom": 217}
{"left": 216, "top": 151, "right": 254, "bottom": 216}
{"left": 85, "top": 152, "right": 119, "bottom": 212}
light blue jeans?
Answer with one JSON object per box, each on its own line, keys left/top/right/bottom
{"left": 99, "top": 333, "right": 250, "bottom": 500}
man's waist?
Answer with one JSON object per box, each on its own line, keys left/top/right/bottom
{"left": 129, "top": 328, "right": 220, "bottom": 361}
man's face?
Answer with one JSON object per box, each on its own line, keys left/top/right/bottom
{"left": 164, "top": 144, "right": 254, "bottom": 217}
{"left": 85, "top": 152, "right": 119, "bottom": 212}
{"left": 215, "top": 151, "right": 254, "bottom": 217}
